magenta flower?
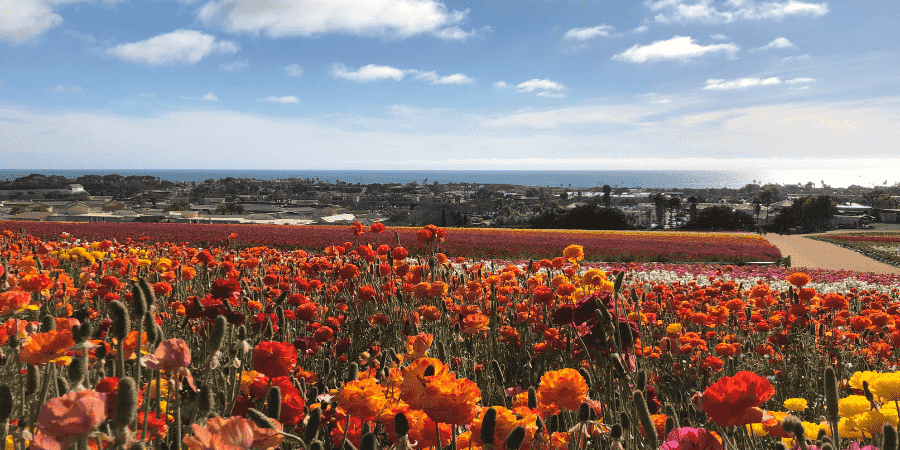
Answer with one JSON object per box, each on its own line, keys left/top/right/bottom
{"left": 33, "top": 390, "right": 107, "bottom": 450}
{"left": 660, "top": 427, "right": 724, "bottom": 450}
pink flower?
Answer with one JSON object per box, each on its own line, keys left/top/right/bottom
{"left": 142, "top": 338, "right": 191, "bottom": 371}
{"left": 660, "top": 427, "right": 723, "bottom": 450}
{"left": 33, "top": 390, "right": 107, "bottom": 450}
{"left": 184, "top": 416, "right": 255, "bottom": 450}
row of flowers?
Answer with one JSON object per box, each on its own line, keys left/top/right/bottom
{"left": 0, "top": 223, "right": 895, "bottom": 450}
{"left": 0, "top": 220, "right": 782, "bottom": 263}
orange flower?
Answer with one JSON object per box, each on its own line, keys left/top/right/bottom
{"left": 700, "top": 371, "right": 774, "bottom": 427}
{"left": 18, "top": 272, "right": 54, "bottom": 292}
{"left": 20, "top": 330, "right": 75, "bottom": 365}
{"left": 252, "top": 341, "right": 297, "bottom": 378}
{"left": 563, "top": 245, "right": 584, "bottom": 263}
{"left": 421, "top": 372, "right": 481, "bottom": 425}
{"left": 462, "top": 313, "right": 489, "bottom": 334}
{"left": 400, "top": 358, "right": 450, "bottom": 409}
{"left": 337, "top": 378, "right": 387, "bottom": 421}
{"left": 785, "top": 272, "right": 811, "bottom": 287}
{"left": 538, "top": 368, "right": 588, "bottom": 411}
{"left": 183, "top": 416, "right": 254, "bottom": 450}
{"left": 821, "top": 293, "right": 849, "bottom": 310}
{"left": 404, "top": 333, "right": 433, "bottom": 359}
{"left": 0, "top": 288, "right": 35, "bottom": 316}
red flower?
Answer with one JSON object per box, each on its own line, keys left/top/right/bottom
{"left": 252, "top": 341, "right": 297, "bottom": 378}
{"left": 370, "top": 223, "right": 386, "bottom": 234}
{"left": 339, "top": 264, "right": 360, "bottom": 280}
{"left": 210, "top": 279, "right": 241, "bottom": 300}
{"left": 391, "top": 247, "right": 409, "bottom": 261}
{"left": 700, "top": 371, "right": 774, "bottom": 426}
{"left": 350, "top": 221, "right": 365, "bottom": 237}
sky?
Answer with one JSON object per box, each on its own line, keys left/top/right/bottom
{"left": 1, "top": 0, "right": 899, "bottom": 183}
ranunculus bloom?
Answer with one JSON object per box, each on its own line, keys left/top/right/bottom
{"left": 0, "top": 288, "right": 34, "bottom": 316}
{"left": 701, "top": 371, "right": 774, "bottom": 427}
{"left": 252, "top": 341, "right": 298, "bottom": 378}
{"left": 785, "top": 272, "right": 811, "bottom": 287}
{"left": 142, "top": 338, "right": 191, "bottom": 371}
{"left": 400, "top": 358, "right": 450, "bottom": 410}
{"left": 337, "top": 378, "right": 388, "bottom": 421}
{"left": 660, "top": 427, "right": 723, "bottom": 450}
{"left": 34, "top": 390, "right": 108, "bottom": 450}
{"left": 538, "top": 368, "right": 589, "bottom": 411}
{"left": 210, "top": 279, "right": 241, "bottom": 300}
{"left": 421, "top": 373, "right": 481, "bottom": 426}
{"left": 20, "top": 330, "right": 75, "bottom": 365}
{"left": 404, "top": 333, "right": 433, "bottom": 359}
{"left": 184, "top": 416, "right": 254, "bottom": 450}
{"left": 563, "top": 244, "right": 584, "bottom": 263}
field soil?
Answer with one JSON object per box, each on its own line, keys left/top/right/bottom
{"left": 765, "top": 230, "right": 900, "bottom": 274}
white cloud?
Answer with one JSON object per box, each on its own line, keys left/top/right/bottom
{"left": 0, "top": 0, "right": 120, "bottom": 45}
{"left": 613, "top": 36, "right": 738, "bottom": 63}
{"left": 563, "top": 25, "right": 613, "bottom": 40}
{"left": 493, "top": 81, "right": 510, "bottom": 88}
{"left": 432, "top": 26, "right": 479, "bottom": 41}
{"left": 703, "top": 77, "right": 782, "bottom": 90}
{"left": 709, "top": 33, "right": 728, "bottom": 40}
{"left": 284, "top": 63, "right": 303, "bottom": 77}
{"left": 331, "top": 64, "right": 473, "bottom": 85}
{"left": 646, "top": 0, "right": 829, "bottom": 24}
{"left": 106, "top": 30, "right": 238, "bottom": 66}
{"left": 751, "top": 37, "right": 796, "bottom": 52}
{"left": 633, "top": 25, "right": 649, "bottom": 33}
{"left": 220, "top": 59, "right": 248, "bottom": 71}
{"left": 516, "top": 79, "right": 567, "bottom": 93}
{"left": 786, "top": 77, "right": 817, "bottom": 84}
{"left": 331, "top": 63, "right": 407, "bottom": 82}
{"left": 265, "top": 96, "right": 299, "bottom": 104}
{"left": 198, "top": 0, "right": 473, "bottom": 41}
{"left": 53, "top": 84, "right": 82, "bottom": 93}
{"left": 780, "top": 54, "right": 811, "bottom": 62}
{"left": 203, "top": 92, "right": 218, "bottom": 101}
{"left": 536, "top": 91, "right": 567, "bottom": 98}
{"left": 413, "top": 71, "right": 474, "bottom": 85}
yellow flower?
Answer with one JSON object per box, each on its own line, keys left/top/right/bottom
{"left": 838, "top": 417, "right": 864, "bottom": 439}
{"left": 666, "top": 323, "right": 683, "bottom": 334}
{"left": 563, "top": 245, "right": 584, "bottom": 263}
{"left": 855, "top": 410, "right": 894, "bottom": 435}
{"left": 581, "top": 269, "right": 606, "bottom": 286}
{"left": 239, "top": 371, "right": 260, "bottom": 395}
{"left": 838, "top": 395, "right": 871, "bottom": 418}
{"left": 870, "top": 372, "right": 900, "bottom": 401}
{"left": 849, "top": 371, "right": 881, "bottom": 392}
{"left": 783, "top": 398, "right": 808, "bottom": 412}
{"left": 337, "top": 378, "right": 388, "bottom": 421}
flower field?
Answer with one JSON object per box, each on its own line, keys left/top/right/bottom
{"left": 810, "top": 233, "right": 900, "bottom": 268}
{"left": 0, "top": 221, "right": 781, "bottom": 263}
{"left": 1, "top": 223, "right": 899, "bottom": 450}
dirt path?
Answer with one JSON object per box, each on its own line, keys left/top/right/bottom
{"left": 763, "top": 233, "right": 900, "bottom": 274}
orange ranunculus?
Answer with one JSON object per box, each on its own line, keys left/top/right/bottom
{"left": 0, "top": 288, "right": 35, "bottom": 316}
{"left": 116, "top": 331, "right": 150, "bottom": 360}
{"left": 18, "top": 272, "right": 54, "bottom": 292}
{"left": 400, "top": 358, "right": 450, "bottom": 410}
{"left": 538, "top": 368, "right": 588, "bottom": 411}
{"left": 337, "top": 378, "right": 388, "bottom": 421}
{"left": 821, "top": 293, "right": 849, "bottom": 310}
{"left": 350, "top": 221, "right": 365, "bottom": 237}
{"left": 563, "top": 245, "right": 584, "bottom": 263}
{"left": 20, "top": 330, "right": 75, "bottom": 365}
{"left": 786, "top": 272, "right": 811, "bottom": 287}
{"left": 183, "top": 416, "right": 254, "bottom": 450}
{"left": 700, "top": 371, "right": 774, "bottom": 427}
{"left": 421, "top": 373, "right": 481, "bottom": 426}
{"left": 462, "top": 313, "right": 489, "bottom": 334}
{"left": 252, "top": 341, "right": 298, "bottom": 378}
{"left": 404, "top": 333, "right": 433, "bottom": 360}
{"left": 339, "top": 264, "right": 360, "bottom": 280}
{"left": 370, "top": 222, "right": 386, "bottom": 234}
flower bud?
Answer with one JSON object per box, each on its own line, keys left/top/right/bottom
{"left": 394, "top": 412, "right": 410, "bottom": 437}
{"left": 40, "top": 315, "right": 55, "bottom": 332}
{"left": 56, "top": 377, "right": 69, "bottom": 394}
{"left": 266, "top": 386, "right": 281, "bottom": 421}
{"left": 206, "top": 316, "right": 227, "bottom": 355}
{"left": 132, "top": 283, "right": 147, "bottom": 317}
{"left": 634, "top": 391, "right": 657, "bottom": 447}
{"left": 527, "top": 387, "right": 537, "bottom": 409}
{"left": 108, "top": 301, "right": 130, "bottom": 340}
{"left": 578, "top": 402, "right": 590, "bottom": 422}
{"left": 610, "top": 423, "right": 623, "bottom": 440}
{"left": 67, "top": 356, "right": 87, "bottom": 387}
{"left": 304, "top": 407, "right": 321, "bottom": 442}
{"left": 138, "top": 277, "right": 156, "bottom": 309}
{"left": 112, "top": 377, "right": 137, "bottom": 433}
{"left": 26, "top": 366, "right": 39, "bottom": 396}
{"left": 197, "top": 385, "right": 214, "bottom": 418}
{"left": 247, "top": 408, "right": 276, "bottom": 429}
{"left": 506, "top": 426, "right": 526, "bottom": 450}
{"left": 0, "top": 385, "right": 12, "bottom": 422}
{"left": 619, "top": 411, "right": 630, "bottom": 430}
{"left": 481, "top": 407, "right": 497, "bottom": 444}
{"left": 361, "top": 433, "right": 377, "bottom": 450}
{"left": 884, "top": 424, "right": 898, "bottom": 450}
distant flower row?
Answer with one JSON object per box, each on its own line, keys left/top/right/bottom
{"left": 0, "top": 221, "right": 781, "bottom": 263}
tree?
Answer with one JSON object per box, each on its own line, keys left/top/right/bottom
{"left": 687, "top": 196, "right": 698, "bottom": 222}
{"left": 757, "top": 186, "right": 781, "bottom": 224}
{"left": 654, "top": 194, "right": 666, "bottom": 228}
{"left": 602, "top": 185, "right": 612, "bottom": 209}
{"left": 683, "top": 206, "right": 756, "bottom": 231}
{"left": 531, "top": 203, "right": 631, "bottom": 230}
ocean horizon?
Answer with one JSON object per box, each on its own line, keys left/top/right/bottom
{"left": 0, "top": 169, "right": 895, "bottom": 190}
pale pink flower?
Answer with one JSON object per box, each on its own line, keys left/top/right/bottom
{"left": 142, "top": 338, "right": 191, "bottom": 371}
{"left": 33, "top": 390, "right": 107, "bottom": 450}
{"left": 183, "top": 416, "right": 254, "bottom": 450}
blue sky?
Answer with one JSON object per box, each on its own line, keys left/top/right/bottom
{"left": 1, "top": 0, "right": 899, "bottom": 179}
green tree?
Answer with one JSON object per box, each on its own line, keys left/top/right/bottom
{"left": 602, "top": 184, "right": 612, "bottom": 209}
{"left": 654, "top": 193, "right": 666, "bottom": 228}
{"left": 684, "top": 206, "right": 756, "bottom": 231}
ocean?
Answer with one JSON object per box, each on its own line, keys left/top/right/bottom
{"left": 0, "top": 169, "right": 894, "bottom": 189}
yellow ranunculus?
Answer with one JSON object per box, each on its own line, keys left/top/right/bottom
{"left": 784, "top": 398, "right": 808, "bottom": 412}
{"left": 666, "top": 323, "right": 683, "bottom": 334}
{"left": 870, "top": 372, "right": 900, "bottom": 402}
